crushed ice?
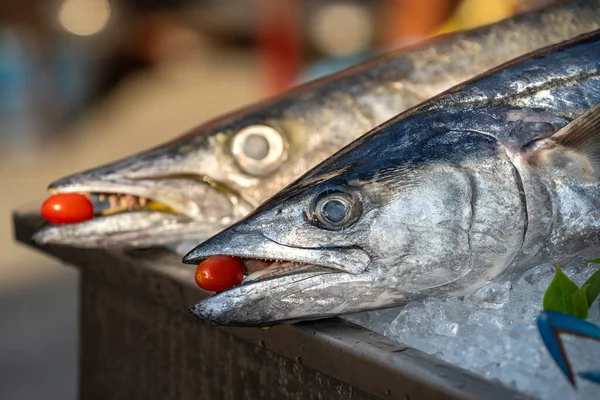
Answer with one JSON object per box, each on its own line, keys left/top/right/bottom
{"left": 344, "top": 258, "right": 600, "bottom": 400}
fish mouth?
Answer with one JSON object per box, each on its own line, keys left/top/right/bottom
{"left": 182, "top": 229, "right": 373, "bottom": 326}
{"left": 185, "top": 240, "right": 351, "bottom": 289}
{"left": 188, "top": 254, "right": 348, "bottom": 327}
{"left": 239, "top": 258, "right": 334, "bottom": 284}
{"left": 58, "top": 190, "right": 178, "bottom": 217}
{"left": 32, "top": 174, "right": 255, "bottom": 249}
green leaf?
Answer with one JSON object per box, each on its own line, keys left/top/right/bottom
{"left": 586, "top": 258, "right": 600, "bottom": 264}
{"left": 583, "top": 270, "right": 600, "bottom": 306}
{"left": 543, "top": 266, "right": 580, "bottom": 315}
{"left": 572, "top": 285, "right": 590, "bottom": 319}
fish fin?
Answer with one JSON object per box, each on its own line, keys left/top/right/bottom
{"left": 525, "top": 103, "right": 600, "bottom": 178}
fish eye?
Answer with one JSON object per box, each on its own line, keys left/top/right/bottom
{"left": 311, "top": 189, "right": 362, "bottom": 230}
{"left": 232, "top": 125, "right": 288, "bottom": 176}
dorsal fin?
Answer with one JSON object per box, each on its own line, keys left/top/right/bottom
{"left": 525, "top": 103, "right": 600, "bottom": 178}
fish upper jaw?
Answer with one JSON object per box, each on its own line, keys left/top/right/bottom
{"left": 182, "top": 226, "right": 371, "bottom": 275}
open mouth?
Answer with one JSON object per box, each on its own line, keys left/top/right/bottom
{"left": 44, "top": 184, "right": 195, "bottom": 226}
{"left": 188, "top": 255, "right": 353, "bottom": 326}
{"left": 34, "top": 176, "right": 253, "bottom": 247}
{"left": 35, "top": 175, "right": 257, "bottom": 247}
{"left": 193, "top": 256, "right": 336, "bottom": 293}
{"left": 183, "top": 230, "right": 371, "bottom": 291}
{"left": 76, "top": 191, "right": 179, "bottom": 217}
{"left": 33, "top": 187, "right": 201, "bottom": 247}
{"left": 44, "top": 173, "right": 256, "bottom": 224}
{"left": 241, "top": 258, "right": 329, "bottom": 283}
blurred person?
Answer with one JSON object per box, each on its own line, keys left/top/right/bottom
{"left": 0, "top": 0, "right": 93, "bottom": 159}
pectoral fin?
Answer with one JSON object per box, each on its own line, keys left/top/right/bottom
{"left": 525, "top": 103, "right": 600, "bottom": 178}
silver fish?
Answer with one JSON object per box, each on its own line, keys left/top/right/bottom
{"left": 33, "top": 0, "right": 600, "bottom": 251}
{"left": 183, "top": 30, "right": 600, "bottom": 326}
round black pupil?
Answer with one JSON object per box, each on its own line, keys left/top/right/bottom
{"left": 322, "top": 199, "right": 347, "bottom": 223}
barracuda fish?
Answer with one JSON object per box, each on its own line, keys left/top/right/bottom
{"left": 183, "top": 30, "right": 600, "bottom": 326}
{"left": 33, "top": 0, "right": 600, "bottom": 251}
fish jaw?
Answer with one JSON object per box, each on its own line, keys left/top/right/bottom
{"left": 188, "top": 271, "right": 393, "bottom": 327}
{"left": 32, "top": 156, "right": 256, "bottom": 248}
{"left": 32, "top": 211, "right": 218, "bottom": 249}
{"left": 182, "top": 223, "right": 384, "bottom": 326}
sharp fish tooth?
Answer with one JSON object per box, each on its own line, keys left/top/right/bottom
{"left": 108, "top": 195, "right": 118, "bottom": 208}
{"left": 124, "top": 194, "right": 135, "bottom": 209}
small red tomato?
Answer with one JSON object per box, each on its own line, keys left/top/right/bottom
{"left": 41, "top": 193, "right": 94, "bottom": 224}
{"left": 195, "top": 255, "right": 244, "bottom": 292}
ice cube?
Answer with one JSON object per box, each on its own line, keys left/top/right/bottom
{"left": 465, "top": 281, "right": 511, "bottom": 309}
{"left": 467, "top": 311, "right": 504, "bottom": 333}
{"left": 517, "top": 263, "right": 555, "bottom": 286}
{"left": 434, "top": 321, "right": 459, "bottom": 337}
{"left": 384, "top": 301, "right": 431, "bottom": 338}
{"left": 441, "top": 297, "right": 471, "bottom": 325}
{"left": 562, "top": 257, "right": 590, "bottom": 281}
{"left": 432, "top": 337, "right": 488, "bottom": 369}
{"left": 366, "top": 307, "right": 404, "bottom": 335}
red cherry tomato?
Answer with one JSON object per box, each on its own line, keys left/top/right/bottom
{"left": 195, "top": 255, "right": 244, "bottom": 292}
{"left": 41, "top": 193, "right": 94, "bottom": 224}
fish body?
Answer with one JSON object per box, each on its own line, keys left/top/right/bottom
{"left": 33, "top": 0, "right": 600, "bottom": 250}
{"left": 183, "top": 30, "right": 600, "bottom": 326}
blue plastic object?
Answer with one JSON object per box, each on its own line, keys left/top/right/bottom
{"left": 579, "top": 371, "right": 600, "bottom": 384}
{"left": 542, "top": 310, "right": 600, "bottom": 340}
{"left": 537, "top": 314, "right": 575, "bottom": 385}
{"left": 537, "top": 310, "right": 600, "bottom": 388}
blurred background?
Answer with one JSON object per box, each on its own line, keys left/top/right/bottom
{"left": 0, "top": 0, "right": 557, "bottom": 398}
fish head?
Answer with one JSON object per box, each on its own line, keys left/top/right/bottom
{"left": 32, "top": 105, "right": 334, "bottom": 249}
{"left": 31, "top": 56, "right": 393, "bottom": 250}
{"left": 182, "top": 170, "right": 381, "bottom": 326}
{"left": 182, "top": 119, "right": 518, "bottom": 326}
